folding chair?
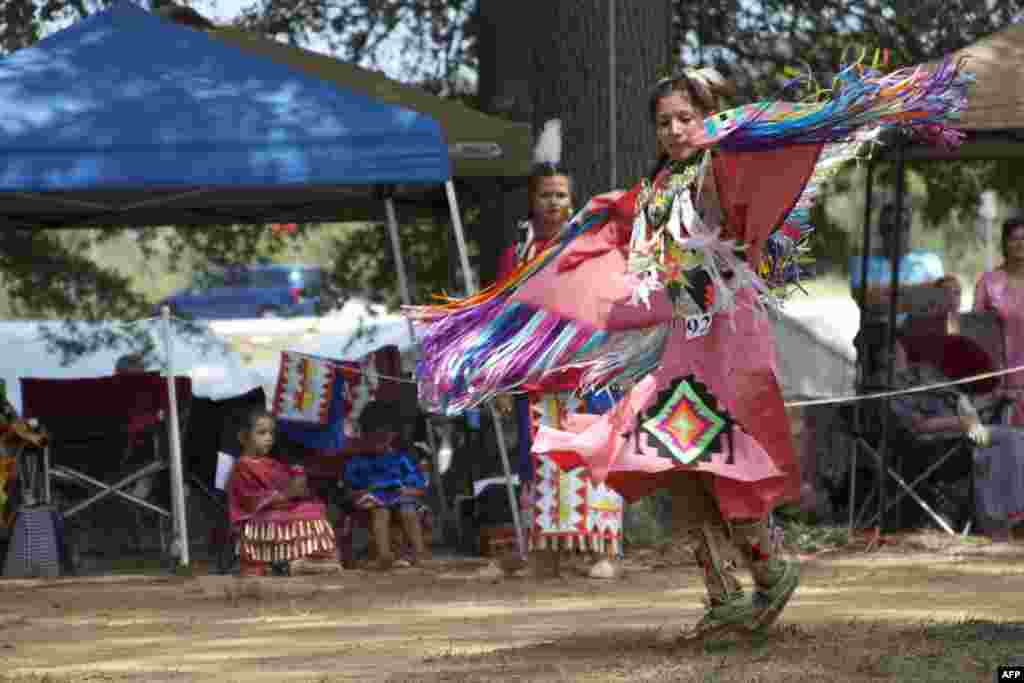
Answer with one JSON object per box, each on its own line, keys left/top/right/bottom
{"left": 19, "top": 373, "right": 192, "bottom": 564}
{"left": 844, "top": 312, "right": 1011, "bottom": 535}
{"left": 185, "top": 386, "right": 267, "bottom": 574}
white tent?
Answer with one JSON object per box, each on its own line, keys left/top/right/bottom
{"left": 0, "top": 320, "right": 262, "bottom": 416}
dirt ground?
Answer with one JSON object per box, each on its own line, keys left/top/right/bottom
{"left": 0, "top": 533, "right": 1022, "bottom": 683}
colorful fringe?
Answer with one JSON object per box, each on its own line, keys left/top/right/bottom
{"left": 407, "top": 55, "right": 972, "bottom": 415}
{"left": 698, "top": 55, "right": 971, "bottom": 152}
{"left": 414, "top": 298, "right": 604, "bottom": 414}
{"left": 531, "top": 533, "right": 621, "bottom": 556}
{"left": 236, "top": 519, "right": 336, "bottom": 564}
{"left": 745, "top": 55, "right": 971, "bottom": 293}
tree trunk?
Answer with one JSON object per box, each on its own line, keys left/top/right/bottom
{"left": 475, "top": 0, "right": 672, "bottom": 283}
{"left": 473, "top": 1, "right": 534, "bottom": 287}
{"left": 527, "top": 1, "right": 673, "bottom": 203}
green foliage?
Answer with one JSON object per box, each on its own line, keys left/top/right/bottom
{"left": 0, "top": 221, "right": 335, "bottom": 364}
{"left": 623, "top": 490, "right": 672, "bottom": 547}
{"left": 670, "top": 0, "right": 1024, "bottom": 271}
{"left": 673, "top": 0, "right": 1024, "bottom": 98}
{"left": 773, "top": 503, "right": 850, "bottom": 553}
{"left": 326, "top": 209, "right": 476, "bottom": 308}
{"left": 3, "top": 0, "right": 1023, "bottom": 362}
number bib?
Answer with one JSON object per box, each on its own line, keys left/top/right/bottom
{"left": 684, "top": 312, "right": 713, "bottom": 340}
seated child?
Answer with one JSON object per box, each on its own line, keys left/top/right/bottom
{"left": 226, "top": 407, "right": 341, "bottom": 577}
{"left": 344, "top": 401, "right": 429, "bottom": 569}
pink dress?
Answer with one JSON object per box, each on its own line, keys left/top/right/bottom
{"left": 974, "top": 270, "right": 1024, "bottom": 425}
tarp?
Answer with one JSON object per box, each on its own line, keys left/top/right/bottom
{"left": 0, "top": 2, "right": 452, "bottom": 228}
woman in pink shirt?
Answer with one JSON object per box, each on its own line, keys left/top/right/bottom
{"left": 974, "top": 215, "right": 1024, "bottom": 425}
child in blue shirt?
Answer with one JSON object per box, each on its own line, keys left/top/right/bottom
{"left": 344, "top": 401, "right": 428, "bottom": 569}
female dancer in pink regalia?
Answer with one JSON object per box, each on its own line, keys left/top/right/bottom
{"left": 411, "top": 56, "right": 970, "bottom": 637}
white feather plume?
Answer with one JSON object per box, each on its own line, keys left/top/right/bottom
{"left": 533, "top": 119, "right": 562, "bottom": 166}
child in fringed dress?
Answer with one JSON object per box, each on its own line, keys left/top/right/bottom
{"left": 227, "top": 407, "right": 341, "bottom": 577}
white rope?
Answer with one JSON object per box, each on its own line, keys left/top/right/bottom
{"left": 784, "top": 363, "right": 1024, "bottom": 408}
{"left": 255, "top": 360, "right": 1024, "bottom": 411}
{"left": 163, "top": 312, "right": 1024, "bottom": 409}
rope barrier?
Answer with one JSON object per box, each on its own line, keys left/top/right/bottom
{"left": 259, "top": 354, "right": 1024, "bottom": 410}
{"left": 783, "top": 363, "right": 1024, "bottom": 408}
{"left": 12, "top": 311, "right": 1024, "bottom": 412}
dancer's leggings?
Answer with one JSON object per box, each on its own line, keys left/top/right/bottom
{"left": 666, "top": 473, "right": 779, "bottom": 604}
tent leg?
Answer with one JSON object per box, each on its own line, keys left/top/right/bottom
{"left": 445, "top": 180, "right": 477, "bottom": 293}
{"left": 161, "top": 306, "right": 190, "bottom": 569}
{"left": 851, "top": 160, "right": 874, "bottom": 540}
{"left": 384, "top": 198, "right": 420, "bottom": 344}
{"left": 424, "top": 421, "right": 449, "bottom": 510}
{"left": 386, "top": 197, "right": 456, "bottom": 541}
{"left": 444, "top": 180, "right": 525, "bottom": 560}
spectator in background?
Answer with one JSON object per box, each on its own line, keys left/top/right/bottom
{"left": 114, "top": 353, "right": 147, "bottom": 375}
{"left": 934, "top": 275, "right": 963, "bottom": 315}
{"left": 849, "top": 203, "right": 945, "bottom": 319}
{"left": 887, "top": 333, "right": 1024, "bottom": 541}
{"left": 974, "top": 213, "right": 1024, "bottom": 426}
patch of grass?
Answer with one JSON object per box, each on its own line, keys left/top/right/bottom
{"left": 879, "top": 619, "right": 1023, "bottom": 682}
{"left": 623, "top": 491, "right": 672, "bottom": 548}
{"left": 701, "top": 638, "right": 739, "bottom": 655}
{"left": 780, "top": 520, "right": 851, "bottom": 554}
{"left": 772, "top": 504, "right": 851, "bottom": 554}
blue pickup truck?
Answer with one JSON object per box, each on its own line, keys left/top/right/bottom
{"left": 159, "top": 264, "right": 329, "bottom": 320}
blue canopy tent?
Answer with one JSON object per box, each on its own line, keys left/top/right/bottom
{"left": 0, "top": 2, "right": 454, "bottom": 226}
{"left": 0, "top": 3, "right": 526, "bottom": 569}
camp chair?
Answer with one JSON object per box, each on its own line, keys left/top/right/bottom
{"left": 185, "top": 387, "right": 267, "bottom": 574}
{"left": 19, "top": 372, "right": 192, "bottom": 563}
{"left": 845, "top": 311, "right": 1012, "bottom": 535}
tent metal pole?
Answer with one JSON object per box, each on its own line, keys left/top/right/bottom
{"left": 160, "top": 306, "right": 190, "bottom": 568}
{"left": 880, "top": 139, "right": 908, "bottom": 532}
{"left": 384, "top": 197, "right": 452, "bottom": 532}
{"left": 384, "top": 198, "right": 419, "bottom": 344}
{"left": 444, "top": 180, "right": 526, "bottom": 560}
{"left": 445, "top": 181, "right": 477, "bottom": 293}
{"left": 850, "top": 160, "right": 876, "bottom": 538}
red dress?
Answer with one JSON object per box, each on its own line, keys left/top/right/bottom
{"left": 227, "top": 454, "right": 336, "bottom": 567}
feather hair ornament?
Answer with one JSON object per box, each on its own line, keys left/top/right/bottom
{"left": 533, "top": 119, "right": 562, "bottom": 167}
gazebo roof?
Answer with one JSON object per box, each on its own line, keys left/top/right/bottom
{"left": 897, "top": 24, "right": 1024, "bottom": 160}
{"left": 942, "top": 23, "right": 1024, "bottom": 132}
